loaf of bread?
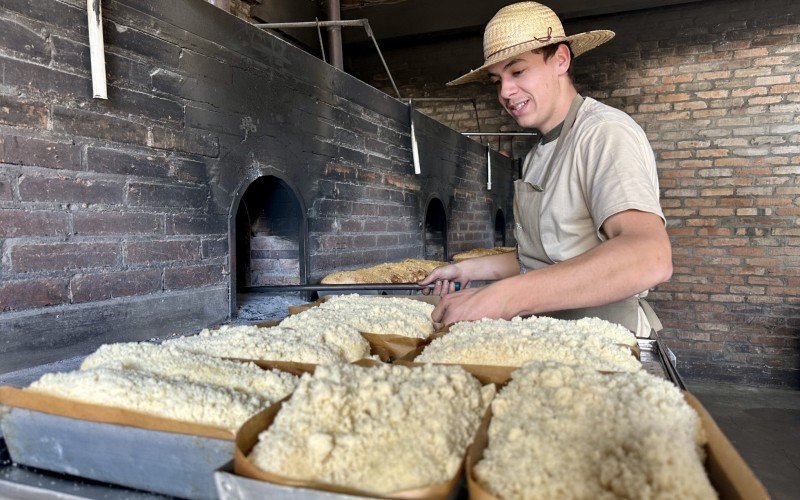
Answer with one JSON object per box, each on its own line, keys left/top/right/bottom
{"left": 416, "top": 317, "right": 640, "bottom": 372}
{"left": 163, "top": 323, "right": 370, "bottom": 363}
{"left": 28, "top": 368, "right": 266, "bottom": 430}
{"left": 474, "top": 362, "right": 715, "bottom": 499}
{"left": 320, "top": 258, "right": 445, "bottom": 284}
{"left": 250, "top": 363, "right": 494, "bottom": 495}
{"left": 451, "top": 246, "right": 516, "bottom": 262}
{"left": 281, "top": 294, "right": 436, "bottom": 339}
{"left": 81, "top": 341, "right": 297, "bottom": 405}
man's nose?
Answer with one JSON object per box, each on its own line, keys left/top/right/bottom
{"left": 498, "top": 79, "right": 516, "bottom": 99}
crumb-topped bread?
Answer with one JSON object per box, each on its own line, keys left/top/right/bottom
{"left": 281, "top": 294, "right": 435, "bottom": 339}
{"left": 451, "top": 246, "right": 516, "bottom": 262}
{"left": 250, "top": 363, "right": 494, "bottom": 495}
{"left": 81, "top": 342, "right": 297, "bottom": 404}
{"left": 163, "top": 323, "right": 369, "bottom": 363}
{"left": 474, "top": 362, "right": 715, "bottom": 499}
{"left": 416, "top": 317, "right": 640, "bottom": 372}
{"left": 28, "top": 368, "right": 265, "bottom": 430}
{"left": 320, "top": 258, "right": 445, "bottom": 284}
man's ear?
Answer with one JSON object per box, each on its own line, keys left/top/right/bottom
{"left": 555, "top": 43, "right": 572, "bottom": 75}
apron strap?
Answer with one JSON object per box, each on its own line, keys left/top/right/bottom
{"left": 638, "top": 297, "right": 663, "bottom": 332}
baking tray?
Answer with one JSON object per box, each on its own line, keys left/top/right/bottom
{"left": 1, "top": 408, "right": 230, "bottom": 499}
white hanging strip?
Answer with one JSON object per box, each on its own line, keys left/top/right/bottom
{"left": 410, "top": 103, "right": 421, "bottom": 175}
{"left": 486, "top": 146, "right": 492, "bottom": 190}
{"left": 87, "top": 0, "right": 108, "bottom": 99}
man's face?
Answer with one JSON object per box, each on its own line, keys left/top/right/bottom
{"left": 487, "top": 48, "right": 564, "bottom": 132}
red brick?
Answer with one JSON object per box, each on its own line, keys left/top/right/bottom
{"left": 0, "top": 209, "right": 67, "bottom": 237}
{"left": 0, "top": 278, "right": 68, "bottom": 311}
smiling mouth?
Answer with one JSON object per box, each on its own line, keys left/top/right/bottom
{"left": 509, "top": 99, "right": 529, "bottom": 115}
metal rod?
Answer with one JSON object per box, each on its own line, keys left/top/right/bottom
{"left": 241, "top": 282, "right": 460, "bottom": 293}
{"left": 242, "top": 284, "right": 428, "bottom": 293}
{"left": 326, "top": 0, "right": 343, "bottom": 70}
{"left": 253, "top": 20, "right": 366, "bottom": 29}
{"left": 315, "top": 18, "right": 327, "bottom": 63}
{"left": 463, "top": 132, "right": 538, "bottom": 136}
{"left": 408, "top": 97, "right": 476, "bottom": 102}
{"left": 254, "top": 18, "right": 401, "bottom": 100}
{"left": 363, "top": 20, "right": 401, "bottom": 99}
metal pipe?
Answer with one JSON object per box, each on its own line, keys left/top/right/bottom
{"left": 315, "top": 18, "right": 327, "bottom": 63}
{"left": 462, "top": 132, "right": 538, "bottom": 136}
{"left": 327, "top": 0, "right": 343, "bottom": 70}
{"left": 253, "top": 20, "right": 365, "bottom": 29}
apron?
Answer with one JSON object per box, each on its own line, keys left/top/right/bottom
{"left": 513, "top": 94, "right": 662, "bottom": 335}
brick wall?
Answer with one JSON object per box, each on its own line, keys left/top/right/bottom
{"left": 348, "top": 0, "right": 800, "bottom": 387}
{"left": 0, "top": 0, "right": 514, "bottom": 373}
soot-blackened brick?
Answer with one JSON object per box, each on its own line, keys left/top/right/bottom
{"left": 71, "top": 269, "right": 163, "bottom": 303}
{"left": 19, "top": 175, "right": 125, "bottom": 205}
{"left": 86, "top": 147, "right": 170, "bottom": 178}
{"left": 127, "top": 182, "right": 209, "bottom": 209}
{"left": 201, "top": 237, "right": 228, "bottom": 259}
{"left": 53, "top": 107, "right": 148, "bottom": 146}
{"left": 124, "top": 239, "right": 201, "bottom": 265}
{"left": 166, "top": 213, "right": 226, "bottom": 235}
{"left": 72, "top": 211, "right": 162, "bottom": 236}
{"left": 9, "top": 242, "right": 119, "bottom": 273}
{"left": 1, "top": 135, "right": 81, "bottom": 171}
{"left": 0, "top": 95, "right": 47, "bottom": 129}
{"left": 164, "top": 264, "right": 224, "bottom": 290}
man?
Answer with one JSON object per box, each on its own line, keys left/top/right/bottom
{"left": 419, "top": 1, "right": 672, "bottom": 337}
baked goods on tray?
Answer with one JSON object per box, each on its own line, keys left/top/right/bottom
{"left": 249, "top": 363, "right": 494, "bottom": 495}
{"left": 416, "top": 316, "right": 640, "bottom": 372}
{"left": 474, "top": 362, "right": 715, "bottom": 499}
{"left": 451, "top": 246, "right": 515, "bottom": 262}
{"left": 320, "top": 258, "right": 445, "bottom": 284}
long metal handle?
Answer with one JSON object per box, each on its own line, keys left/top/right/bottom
{"left": 241, "top": 282, "right": 461, "bottom": 293}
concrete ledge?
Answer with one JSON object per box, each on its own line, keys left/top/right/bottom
{"left": 0, "top": 287, "right": 229, "bottom": 375}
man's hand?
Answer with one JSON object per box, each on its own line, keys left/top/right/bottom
{"left": 418, "top": 264, "right": 469, "bottom": 296}
{"left": 430, "top": 283, "right": 511, "bottom": 325}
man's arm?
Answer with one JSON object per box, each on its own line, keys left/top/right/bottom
{"left": 431, "top": 209, "right": 672, "bottom": 324}
{"left": 419, "top": 251, "right": 520, "bottom": 295}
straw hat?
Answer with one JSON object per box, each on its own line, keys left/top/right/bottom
{"left": 447, "top": 2, "right": 615, "bottom": 86}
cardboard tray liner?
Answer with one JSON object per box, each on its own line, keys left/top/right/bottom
{"left": 0, "top": 359, "right": 317, "bottom": 440}
{"left": 0, "top": 385, "right": 235, "bottom": 440}
{"left": 465, "top": 392, "right": 769, "bottom": 500}
{"left": 287, "top": 295, "right": 443, "bottom": 362}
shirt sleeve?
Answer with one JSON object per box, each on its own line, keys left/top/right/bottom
{"left": 578, "top": 119, "right": 666, "bottom": 240}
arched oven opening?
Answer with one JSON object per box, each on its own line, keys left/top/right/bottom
{"left": 494, "top": 209, "right": 506, "bottom": 246}
{"left": 233, "top": 175, "right": 307, "bottom": 319}
{"left": 424, "top": 197, "right": 447, "bottom": 261}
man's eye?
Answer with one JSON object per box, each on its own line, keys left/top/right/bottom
{"left": 512, "top": 70, "right": 524, "bottom": 77}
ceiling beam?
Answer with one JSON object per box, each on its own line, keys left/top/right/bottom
{"left": 341, "top": 0, "right": 705, "bottom": 44}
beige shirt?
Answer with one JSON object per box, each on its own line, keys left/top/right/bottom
{"left": 521, "top": 97, "right": 665, "bottom": 337}
{"left": 522, "top": 97, "right": 665, "bottom": 262}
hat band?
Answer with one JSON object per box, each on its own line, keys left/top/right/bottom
{"left": 485, "top": 26, "right": 554, "bottom": 60}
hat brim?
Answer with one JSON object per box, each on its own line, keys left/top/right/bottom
{"left": 446, "top": 30, "right": 615, "bottom": 86}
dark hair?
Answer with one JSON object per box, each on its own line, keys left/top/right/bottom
{"left": 533, "top": 42, "right": 575, "bottom": 80}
